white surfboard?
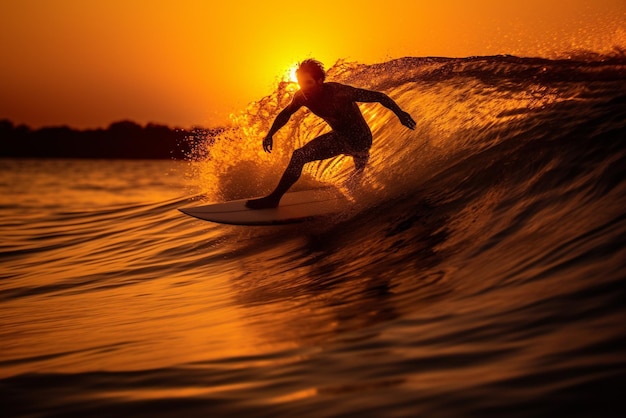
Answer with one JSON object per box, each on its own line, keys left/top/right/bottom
{"left": 179, "top": 188, "right": 349, "bottom": 225}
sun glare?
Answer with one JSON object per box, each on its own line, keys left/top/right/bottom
{"left": 281, "top": 64, "right": 300, "bottom": 92}
{"left": 288, "top": 65, "right": 299, "bottom": 83}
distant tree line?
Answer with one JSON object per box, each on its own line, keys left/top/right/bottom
{"left": 0, "top": 119, "right": 221, "bottom": 159}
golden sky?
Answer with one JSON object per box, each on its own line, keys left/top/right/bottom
{"left": 1, "top": 0, "right": 624, "bottom": 129}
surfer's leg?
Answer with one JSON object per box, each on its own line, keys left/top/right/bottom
{"left": 246, "top": 132, "right": 343, "bottom": 209}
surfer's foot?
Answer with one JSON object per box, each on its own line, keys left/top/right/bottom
{"left": 245, "top": 195, "right": 280, "bottom": 210}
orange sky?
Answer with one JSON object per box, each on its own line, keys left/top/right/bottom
{"left": 1, "top": 0, "right": 624, "bottom": 129}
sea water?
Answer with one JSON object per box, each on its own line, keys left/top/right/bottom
{"left": 2, "top": 55, "right": 626, "bottom": 417}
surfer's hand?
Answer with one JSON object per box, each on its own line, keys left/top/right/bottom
{"left": 263, "top": 135, "right": 273, "bottom": 153}
{"left": 399, "top": 111, "right": 416, "bottom": 130}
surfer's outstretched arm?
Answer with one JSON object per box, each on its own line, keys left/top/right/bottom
{"left": 262, "top": 97, "right": 303, "bottom": 153}
{"left": 353, "top": 88, "right": 417, "bottom": 130}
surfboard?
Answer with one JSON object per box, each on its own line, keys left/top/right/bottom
{"left": 179, "top": 187, "right": 349, "bottom": 225}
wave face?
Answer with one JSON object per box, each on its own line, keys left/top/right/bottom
{"left": 197, "top": 55, "right": 626, "bottom": 204}
{"left": 2, "top": 55, "right": 626, "bottom": 417}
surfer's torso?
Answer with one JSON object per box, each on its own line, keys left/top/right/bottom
{"left": 293, "top": 82, "right": 372, "bottom": 142}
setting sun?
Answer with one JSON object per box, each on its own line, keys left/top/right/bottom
{"left": 288, "top": 65, "right": 299, "bottom": 84}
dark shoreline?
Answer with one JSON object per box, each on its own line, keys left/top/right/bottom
{"left": 0, "top": 119, "right": 221, "bottom": 160}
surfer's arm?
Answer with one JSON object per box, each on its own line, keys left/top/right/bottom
{"left": 262, "top": 95, "right": 303, "bottom": 153}
{"left": 352, "top": 87, "right": 417, "bottom": 130}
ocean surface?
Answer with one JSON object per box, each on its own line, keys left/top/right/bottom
{"left": 2, "top": 55, "right": 626, "bottom": 417}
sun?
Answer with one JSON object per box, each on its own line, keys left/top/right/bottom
{"left": 279, "top": 62, "right": 302, "bottom": 92}
{"left": 287, "top": 64, "right": 299, "bottom": 84}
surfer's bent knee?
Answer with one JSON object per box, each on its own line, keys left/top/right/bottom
{"left": 291, "top": 148, "right": 307, "bottom": 165}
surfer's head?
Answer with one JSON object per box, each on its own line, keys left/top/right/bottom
{"left": 296, "top": 59, "right": 325, "bottom": 94}
{"left": 296, "top": 59, "right": 325, "bottom": 82}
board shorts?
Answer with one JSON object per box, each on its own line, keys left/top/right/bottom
{"left": 298, "top": 130, "right": 372, "bottom": 170}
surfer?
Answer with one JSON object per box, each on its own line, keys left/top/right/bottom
{"left": 246, "top": 59, "right": 416, "bottom": 209}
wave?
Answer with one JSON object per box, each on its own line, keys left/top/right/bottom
{"left": 191, "top": 54, "right": 626, "bottom": 207}
{"left": 188, "top": 53, "right": 626, "bottom": 314}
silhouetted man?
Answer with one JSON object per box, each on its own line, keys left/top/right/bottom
{"left": 246, "top": 59, "right": 416, "bottom": 209}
